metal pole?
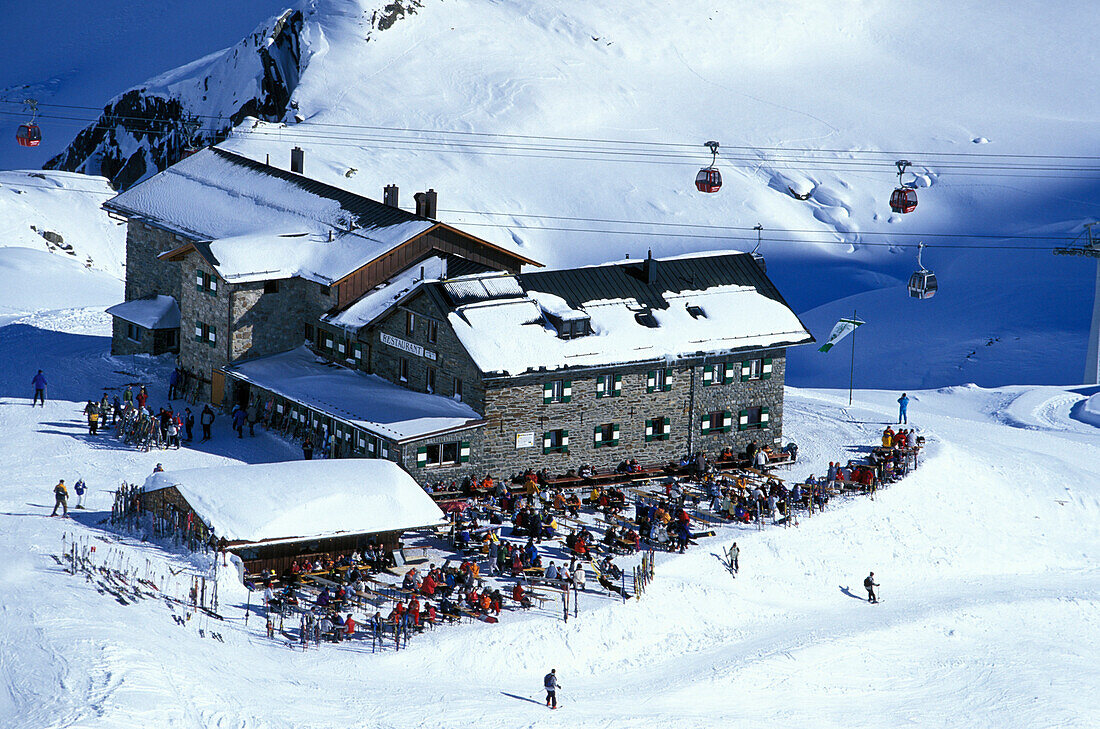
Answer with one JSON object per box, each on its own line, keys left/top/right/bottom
{"left": 849, "top": 309, "right": 857, "bottom": 406}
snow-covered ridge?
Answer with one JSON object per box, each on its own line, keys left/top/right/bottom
{"left": 43, "top": 1, "right": 431, "bottom": 189}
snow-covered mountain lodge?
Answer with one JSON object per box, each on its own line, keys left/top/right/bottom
{"left": 105, "top": 147, "right": 813, "bottom": 483}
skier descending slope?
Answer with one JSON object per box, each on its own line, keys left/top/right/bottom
{"left": 864, "top": 572, "right": 880, "bottom": 603}
{"left": 544, "top": 668, "right": 560, "bottom": 709}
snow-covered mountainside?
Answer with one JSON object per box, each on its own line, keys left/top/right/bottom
{"left": 0, "top": 171, "right": 123, "bottom": 323}
{"left": 27, "top": 0, "right": 1099, "bottom": 388}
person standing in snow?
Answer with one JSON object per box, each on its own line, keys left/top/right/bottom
{"left": 122, "top": 385, "right": 133, "bottom": 408}
{"left": 232, "top": 406, "right": 246, "bottom": 439}
{"left": 728, "top": 542, "right": 739, "bottom": 573}
{"left": 897, "top": 393, "right": 910, "bottom": 425}
{"left": 544, "top": 668, "right": 560, "bottom": 709}
{"left": 302, "top": 437, "right": 314, "bottom": 460}
{"left": 73, "top": 479, "right": 87, "bottom": 509}
{"left": 184, "top": 408, "right": 195, "bottom": 442}
{"left": 864, "top": 572, "right": 879, "bottom": 603}
{"left": 246, "top": 402, "right": 259, "bottom": 436}
{"left": 31, "top": 370, "right": 47, "bottom": 407}
{"left": 136, "top": 386, "right": 148, "bottom": 411}
{"left": 168, "top": 367, "right": 181, "bottom": 400}
{"left": 84, "top": 400, "right": 101, "bottom": 435}
{"left": 200, "top": 404, "right": 215, "bottom": 442}
{"left": 51, "top": 480, "right": 68, "bottom": 517}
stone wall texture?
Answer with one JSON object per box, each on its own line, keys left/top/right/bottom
{"left": 399, "top": 349, "right": 787, "bottom": 486}
{"left": 362, "top": 290, "right": 487, "bottom": 413}
{"left": 122, "top": 222, "right": 185, "bottom": 302}
{"left": 230, "top": 279, "right": 335, "bottom": 362}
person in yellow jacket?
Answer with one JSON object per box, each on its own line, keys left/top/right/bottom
{"left": 51, "top": 480, "right": 68, "bottom": 517}
{"left": 882, "top": 426, "right": 895, "bottom": 448}
{"left": 525, "top": 477, "right": 540, "bottom": 505}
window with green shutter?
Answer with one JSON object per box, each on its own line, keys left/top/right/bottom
{"left": 645, "top": 416, "right": 671, "bottom": 442}
{"left": 459, "top": 441, "right": 471, "bottom": 463}
{"left": 738, "top": 406, "right": 769, "bottom": 430}
{"left": 703, "top": 410, "right": 732, "bottom": 434}
{"left": 762, "top": 358, "right": 773, "bottom": 380}
{"left": 195, "top": 270, "right": 217, "bottom": 296}
{"left": 594, "top": 423, "right": 619, "bottom": 447}
{"left": 544, "top": 380, "right": 570, "bottom": 404}
{"left": 647, "top": 368, "right": 671, "bottom": 393}
{"left": 612, "top": 373, "right": 622, "bottom": 396}
{"left": 596, "top": 374, "right": 610, "bottom": 398}
{"left": 543, "top": 429, "right": 569, "bottom": 454}
{"left": 416, "top": 445, "right": 428, "bottom": 467}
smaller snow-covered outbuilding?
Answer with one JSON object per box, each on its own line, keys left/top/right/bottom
{"left": 140, "top": 459, "right": 445, "bottom": 576}
{"left": 106, "top": 294, "right": 181, "bottom": 356}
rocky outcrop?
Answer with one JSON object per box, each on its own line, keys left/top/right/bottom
{"left": 45, "top": 9, "right": 305, "bottom": 190}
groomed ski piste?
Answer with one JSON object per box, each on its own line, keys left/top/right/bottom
{"left": 1, "top": 303, "right": 1097, "bottom": 729}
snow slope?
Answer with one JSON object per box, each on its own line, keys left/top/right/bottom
{"left": 0, "top": 170, "right": 124, "bottom": 275}
{"left": 0, "top": 307, "right": 1098, "bottom": 728}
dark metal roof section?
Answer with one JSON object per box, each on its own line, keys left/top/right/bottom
{"left": 518, "top": 253, "right": 790, "bottom": 311}
{"left": 210, "top": 147, "right": 430, "bottom": 229}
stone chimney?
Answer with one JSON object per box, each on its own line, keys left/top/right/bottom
{"left": 384, "top": 184, "right": 399, "bottom": 208}
{"left": 290, "top": 146, "right": 304, "bottom": 174}
{"left": 414, "top": 189, "right": 438, "bottom": 219}
{"left": 644, "top": 249, "right": 658, "bottom": 285}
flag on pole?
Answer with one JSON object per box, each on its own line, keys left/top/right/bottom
{"left": 818, "top": 316, "right": 865, "bottom": 352}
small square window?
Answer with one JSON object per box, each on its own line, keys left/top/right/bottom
{"left": 126, "top": 323, "right": 142, "bottom": 343}
{"left": 747, "top": 359, "right": 763, "bottom": 380}
{"left": 263, "top": 281, "right": 279, "bottom": 294}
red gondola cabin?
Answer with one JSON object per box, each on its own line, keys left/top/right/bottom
{"left": 16, "top": 124, "right": 41, "bottom": 147}
{"left": 695, "top": 167, "right": 722, "bottom": 193}
{"left": 889, "top": 187, "right": 917, "bottom": 214}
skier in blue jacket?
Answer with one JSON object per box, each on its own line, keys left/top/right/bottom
{"left": 897, "top": 393, "right": 910, "bottom": 425}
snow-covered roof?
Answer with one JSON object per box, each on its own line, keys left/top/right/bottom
{"left": 193, "top": 223, "right": 435, "bottom": 285}
{"left": 105, "top": 295, "right": 180, "bottom": 329}
{"left": 106, "top": 147, "right": 435, "bottom": 284}
{"left": 435, "top": 252, "right": 813, "bottom": 375}
{"left": 142, "top": 459, "right": 445, "bottom": 544}
{"left": 322, "top": 255, "right": 447, "bottom": 330}
{"left": 224, "top": 346, "right": 483, "bottom": 441}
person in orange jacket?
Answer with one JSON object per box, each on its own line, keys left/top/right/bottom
{"left": 512, "top": 582, "right": 532, "bottom": 608}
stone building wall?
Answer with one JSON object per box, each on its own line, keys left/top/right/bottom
{"left": 362, "top": 290, "right": 487, "bottom": 413}
{"left": 111, "top": 221, "right": 188, "bottom": 356}
{"left": 122, "top": 222, "right": 186, "bottom": 302}
{"left": 177, "top": 255, "right": 230, "bottom": 396}
{"left": 229, "top": 279, "right": 335, "bottom": 362}
{"left": 110, "top": 323, "right": 178, "bottom": 358}
{"left": 397, "top": 349, "right": 787, "bottom": 485}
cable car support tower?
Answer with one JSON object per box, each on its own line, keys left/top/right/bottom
{"left": 1054, "top": 222, "right": 1100, "bottom": 384}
